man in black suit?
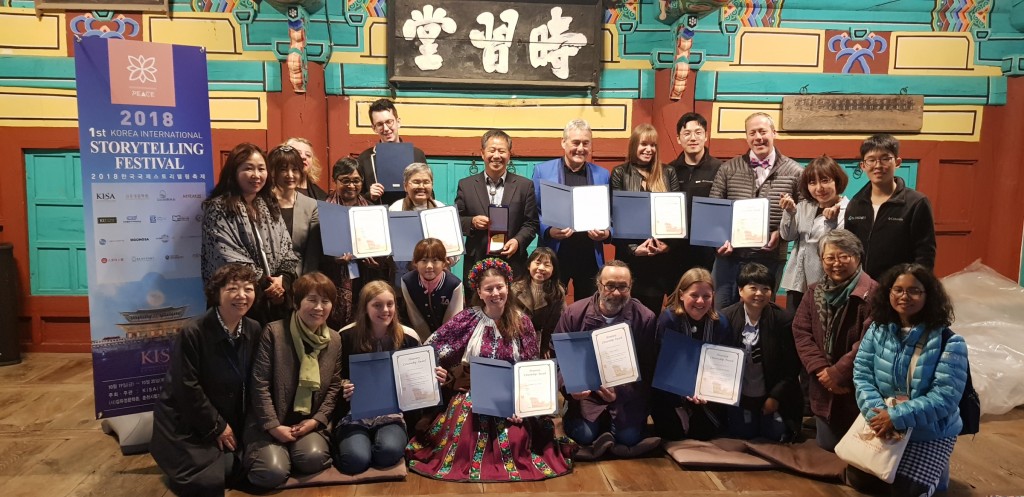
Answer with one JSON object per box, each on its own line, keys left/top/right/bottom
{"left": 455, "top": 129, "right": 539, "bottom": 284}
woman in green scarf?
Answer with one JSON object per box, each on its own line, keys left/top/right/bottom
{"left": 791, "top": 229, "right": 879, "bottom": 452}
{"left": 243, "top": 272, "right": 343, "bottom": 489}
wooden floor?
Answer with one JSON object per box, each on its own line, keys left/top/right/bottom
{"left": 1, "top": 353, "right": 1022, "bottom": 497}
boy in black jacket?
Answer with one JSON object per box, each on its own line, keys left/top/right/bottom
{"left": 844, "top": 134, "right": 936, "bottom": 279}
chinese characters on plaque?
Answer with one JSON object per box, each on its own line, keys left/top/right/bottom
{"left": 389, "top": 0, "right": 602, "bottom": 88}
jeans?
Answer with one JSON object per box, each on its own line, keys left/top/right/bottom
{"left": 815, "top": 416, "right": 842, "bottom": 452}
{"left": 711, "top": 255, "right": 780, "bottom": 310}
{"left": 564, "top": 414, "right": 643, "bottom": 447}
{"left": 334, "top": 423, "right": 407, "bottom": 475}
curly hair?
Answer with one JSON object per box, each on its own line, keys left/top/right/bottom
{"left": 869, "top": 263, "right": 954, "bottom": 330}
{"left": 204, "top": 263, "right": 259, "bottom": 305}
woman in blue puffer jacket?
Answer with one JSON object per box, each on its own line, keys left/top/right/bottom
{"left": 849, "top": 263, "right": 968, "bottom": 497}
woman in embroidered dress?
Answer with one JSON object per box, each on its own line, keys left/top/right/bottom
{"left": 406, "top": 258, "right": 574, "bottom": 482}
{"left": 650, "top": 267, "right": 733, "bottom": 441}
{"left": 400, "top": 238, "right": 465, "bottom": 342}
{"left": 846, "top": 264, "right": 968, "bottom": 496}
{"left": 320, "top": 158, "right": 393, "bottom": 329}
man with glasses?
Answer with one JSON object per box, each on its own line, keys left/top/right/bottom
{"left": 709, "top": 112, "right": 803, "bottom": 309}
{"left": 844, "top": 133, "right": 935, "bottom": 279}
{"left": 667, "top": 112, "right": 723, "bottom": 282}
{"left": 554, "top": 260, "right": 660, "bottom": 459}
{"left": 455, "top": 129, "right": 539, "bottom": 284}
{"left": 357, "top": 98, "right": 427, "bottom": 205}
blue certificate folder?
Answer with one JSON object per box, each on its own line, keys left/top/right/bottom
{"left": 317, "top": 201, "right": 354, "bottom": 256}
{"left": 388, "top": 211, "right": 422, "bottom": 261}
{"left": 348, "top": 351, "right": 400, "bottom": 419}
{"left": 651, "top": 331, "right": 704, "bottom": 399}
{"left": 348, "top": 348, "right": 442, "bottom": 419}
{"left": 470, "top": 356, "right": 515, "bottom": 417}
{"left": 689, "top": 197, "right": 733, "bottom": 247}
{"left": 549, "top": 331, "right": 602, "bottom": 393}
{"left": 611, "top": 191, "right": 653, "bottom": 240}
{"left": 373, "top": 143, "right": 414, "bottom": 192}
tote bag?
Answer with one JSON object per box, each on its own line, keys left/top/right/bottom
{"left": 835, "top": 410, "right": 912, "bottom": 483}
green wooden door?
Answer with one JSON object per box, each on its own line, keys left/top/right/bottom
{"left": 427, "top": 157, "right": 543, "bottom": 278}
{"left": 25, "top": 151, "right": 87, "bottom": 295}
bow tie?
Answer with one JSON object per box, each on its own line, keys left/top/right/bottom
{"left": 751, "top": 158, "right": 771, "bottom": 168}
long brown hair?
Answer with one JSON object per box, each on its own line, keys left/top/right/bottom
{"left": 206, "top": 143, "right": 280, "bottom": 222}
{"left": 627, "top": 124, "right": 667, "bottom": 192}
{"left": 471, "top": 267, "right": 522, "bottom": 341}
{"left": 351, "top": 280, "right": 405, "bottom": 352}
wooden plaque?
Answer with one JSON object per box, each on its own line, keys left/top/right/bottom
{"left": 781, "top": 95, "right": 924, "bottom": 132}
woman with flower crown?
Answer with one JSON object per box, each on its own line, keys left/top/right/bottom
{"left": 405, "top": 258, "right": 575, "bottom": 482}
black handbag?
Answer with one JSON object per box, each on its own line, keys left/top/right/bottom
{"left": 941, "top": 329, "right": 981, "bottom": 435}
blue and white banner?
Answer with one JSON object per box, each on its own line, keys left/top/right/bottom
{"left": 75, "top": 37, "right": 213, "bottom": 418}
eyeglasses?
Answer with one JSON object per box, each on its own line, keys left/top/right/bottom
{"left": 890, "top": 287, "right": 925, "bottom": 298}
{"left": 408, "top": 179, "right": 432, "bottom": 187}
{"left": 372, "top": 119, "right": 397, "bottom": 131}
{"left": 680, "top": 130, "right": 706, "bottom": 139}
{"left": 600, "top": 282, "right": 631, "bottom": 293}
{"left": 862, "top": 156, "right": 896, "bottom": 166}
{"left": 822, "top": 253, "right": 854, "bottom": 265}
{"left": 336, "top": 178, "right": 363, "bottom": 186}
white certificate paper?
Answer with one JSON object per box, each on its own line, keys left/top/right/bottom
{"left": 420, "top": 205, "right": 465, "bottom": 257}
{"left": 392, "top": 346, "right": 441, "bottom": 411}
{"left": 730, "top": 198, "right": 770, "bottom": 248}
{"left": 695, "top": 344, "right": 745, "bottom": 406}
{"left": 590, "top": 323, "right": 640, "bottom": 388}
{"left": 571, "top": 185, "right": 610, "bottom": 231}
{"left": 513, "top": 359, "right": 558, "bottom": 418}
{"left": 350, "top": 206, "right": 392, "bottom": 258}
{"left": 651, "top": 192, "right": 687, "bottom": 239}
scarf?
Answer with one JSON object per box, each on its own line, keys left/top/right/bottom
{"left": 288, "top": 312, "right": 331, "bottom": 415}
{"left": 813, "top": 268, "right": 862, "bottom": 359}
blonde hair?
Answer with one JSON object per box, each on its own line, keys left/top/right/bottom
{"left": 352, "top": 281, "right": 405, "bottom": 352}
{"left": 627, "top": 124, "right": 667, "bottom": 192}
{"left": 285, "top": 137, "right": 322, "bottom": 182}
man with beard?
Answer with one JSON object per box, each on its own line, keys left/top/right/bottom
{"left": 666, "top": 112, "right": 722, "bottom": 279}
{"left": 709, "top": 112, "right": 802, "bottom": 309}
{"left": 554, "top": 260, "right": 659, "bottom": 459}
{"left": 455, "top": 129, "right": 539, "bottom": 285}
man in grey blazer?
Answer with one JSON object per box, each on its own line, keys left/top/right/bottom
{"left": 455, "top": 129, "right": 539, "bottom": 284}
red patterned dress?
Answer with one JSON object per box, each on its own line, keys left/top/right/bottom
{"left": 406, "top": 308, "right": 575, "bottom": 481}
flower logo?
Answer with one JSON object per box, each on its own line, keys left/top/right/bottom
{"left": 126, "top": 55, "right": 157, "bottom": 84}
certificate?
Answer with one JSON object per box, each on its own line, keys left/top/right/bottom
{"left": 695, "top": 345, "right": 745, "bottom": 405}
{"left": 689, "top": 197, "right": 769, "bottom": 248}
{"left": 350, "top": 206, "right": 392, "bottom": 258}
{"left": 421, "top": 205, "right": 464, "bottom": 257}
{"left": 392, "top": 346, "right": 442, "bottom": 411}
{"left": 652, "top": 331, "right": 745, "bottom": 406}
{"left": 730, "top": 198, "right": 769, "bottom": 248}
{"left": 513, "top": 360, "right": 558, "bottom": 417}
{"left": 349, "top": 346, "right": 441, "bottom": 419}
{"left": 590, "top": 323, "right": 640, "bottom": 388}
{"left": 651, "top": 193, "right": 687, "bottom": 238}
{"left": 317, "top": 202, "right": 392, "bottom": 259}
{"left": 539, "top": 181, "right": 610, "bottom": 232}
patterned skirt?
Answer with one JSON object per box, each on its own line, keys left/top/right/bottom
{"left": 406, "top": 392, "right": 575, "bottom": 482}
